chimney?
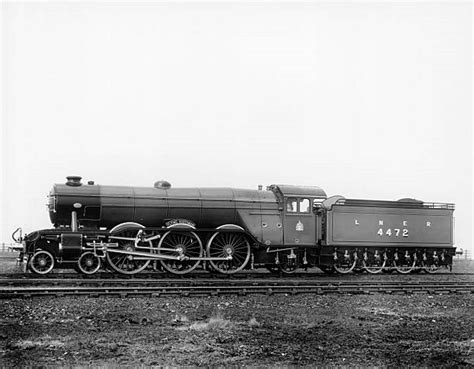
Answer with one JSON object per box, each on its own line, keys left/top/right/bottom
{"left": 66, "top": 176, "right": 82, "bottom": 187}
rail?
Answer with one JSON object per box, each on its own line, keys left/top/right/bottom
{"left": 0, "top": 278, "right": 472, "bottom": 298}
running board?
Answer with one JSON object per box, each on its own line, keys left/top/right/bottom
{"left": 106, "top": 248, "right": 232, "bottom": 262}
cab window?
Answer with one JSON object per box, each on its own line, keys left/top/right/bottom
{"left": 286, "top": 198, "right": 310, "bottom": 213}
{"left": 299, "top": 199, "right": 310, "bottom": 213}
{"left": 286, "top": 198, "right": 298, "bottom": 213}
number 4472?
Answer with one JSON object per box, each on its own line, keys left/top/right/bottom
{"left": 377, "top": 228, "right": 408, "bottom": 237}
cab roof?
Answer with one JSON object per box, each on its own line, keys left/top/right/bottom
{"left": 269, "top": 184, "right": 327, "bottom": 198}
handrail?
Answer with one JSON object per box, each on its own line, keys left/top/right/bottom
{"left": 333, "top": 198, "right": 455, "bottom": 210}
{"left": 11, "top": 228, "right": 23, "bottom": 243}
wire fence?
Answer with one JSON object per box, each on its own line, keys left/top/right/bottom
{"left": 0, "top": 243, "right": 23, "bottom": 252}
{"left": 454, "top": 249, "right": 473, "bottom": 260}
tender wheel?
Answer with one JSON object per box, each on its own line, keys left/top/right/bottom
{"left": 394, "top": 252, "right": 416, "bottom": 274}
{"left": 77, "top": 252, "right": 101, "bottom": 275}
{"left": 107, "top": 227, "right": 152, "bottom": 275}
{"left": 158, "top": 227, "right": 203, "bottom": 275}
{"left": 319, "top": 265, "right": 336, "bottom": 274}
{"left": 29, "top": 250, "right": 55, "bottom": 274}
{"left": 207, "top": 231, "right": 250, "bottom": 274}
{"left": 334, "top": 260, "right": 356, "bottom": 274}
{"left": 363, "top": 261, "right": 386, "bottom": 274}
{"left": 422, "top": 252, "right": 440, "bottom": 274}
{"left": 423, "top": 264, "right": 439, "bottom": 274}
{"left": 362, "top": 250, "right": 386, "bottom": 274}
{"left": 333, "top": 249, "right": 356, "bottom": 274}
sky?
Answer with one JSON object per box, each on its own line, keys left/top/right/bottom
{"left": 1, "top": 1, "right": 472, "bottom": 253}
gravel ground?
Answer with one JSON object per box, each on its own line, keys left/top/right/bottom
{"left": 0, "top": 294, "right": 473, "bottom": 367}
{"left": 0, "top": 254, "right": 473, "bottom": 367}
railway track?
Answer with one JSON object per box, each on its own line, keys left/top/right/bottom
{"left": 1, "top": 271, "right": 473, "bottom": 280}
{"left": 1, "top": 278, "right": 473, "bottom": 298}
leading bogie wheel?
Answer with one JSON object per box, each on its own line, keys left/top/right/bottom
{"left": 207, "top": 231, "right": 250, "bottom": 274}
{"left": 158, "top": 226, "right": 203, "bottom": 275}
{"left": 29, "top": 250, "right": 55, "bottom": 275}
{"left": 106, "top": 227, "right": 152, "bottom": 275}
{"left": 77, "top": 252, "right": 101, "bottom": 275}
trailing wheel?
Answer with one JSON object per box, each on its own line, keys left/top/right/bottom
{"left": 158, "top": 225, "right": 203, "bottom": 275}
{"left": 265, "top": 265, "right": 281, "bottom": 274}
{"left": 107, "top": 226, "right": 152, "bottom": 275}
{"left": 29, "top": 250, "right": 55, "bottom": 275}
{"left": 278, "top": 249, "right": 299, "bottom": 274}
{"left": 207, "top": 230, "right": 250, "bottom": 274}
{"left": 77, "top": 252, "right": 101, "bottom": 275}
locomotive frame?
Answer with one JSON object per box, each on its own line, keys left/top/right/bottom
{"left": 14, "top": 176, "right": 457, "bottom": 276}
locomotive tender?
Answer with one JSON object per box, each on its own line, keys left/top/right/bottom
{"left": 15, "top": 176, "right": 456, "bottom": 275}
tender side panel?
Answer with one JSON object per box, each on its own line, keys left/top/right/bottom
{"left": 326, "top": 205, "right": 453, "bottom": 247}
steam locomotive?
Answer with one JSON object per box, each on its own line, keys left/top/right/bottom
{"left": 13, "top": 176, "right": 456, "bottom": 275}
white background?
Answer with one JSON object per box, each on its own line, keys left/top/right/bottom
{"left": 1, "top": 1, "right": 472, "bottom": 252}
